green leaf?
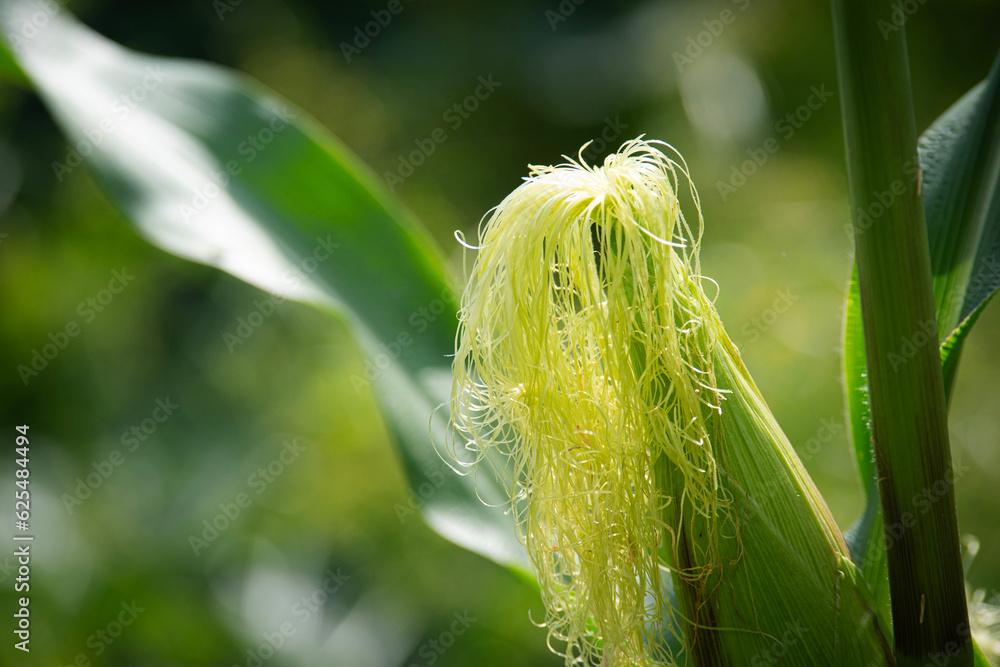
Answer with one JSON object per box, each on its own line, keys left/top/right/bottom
{"left": 843, "top": 265, "right": 874, "bottom": 498}
{"left": 0, "top": 3, "right": 528, "bottom": 573}
{"left": 842, "top": 263, "right": 892, "bottom": 619}
{"left": 0, "top": 28, "right": 28, "bottom": 86}
{"left": 842, "top": 51, "right": 1000, "bottom": 642}
{"left": 942, "top": 291, "right": 997, "bottom": 403}
{"left": 922, "top": 56, "right": 1000, "bottom": 339}
{"left": 974, "top": 642, "right": 996, "bottom": 667}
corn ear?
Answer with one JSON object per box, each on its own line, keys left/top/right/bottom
{"left": 449, "top": 138, "right": 895, "bottom": 666}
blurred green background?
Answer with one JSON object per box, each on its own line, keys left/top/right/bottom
{"left": 1, "top": 0, "right": 998, "bottom": 665}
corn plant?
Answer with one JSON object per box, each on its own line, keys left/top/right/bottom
{"left": 1, "top": 1, "right": 997, "bottom": 665}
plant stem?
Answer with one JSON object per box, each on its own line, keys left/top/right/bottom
{"left": 831, "top": 1, "right": 972, "bottom": 665}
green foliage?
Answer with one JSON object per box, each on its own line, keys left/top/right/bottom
{"left": 844, "top": 54, "right": 1000, "bottom": 619}
{"left": 835, "top": 0, "right": 1000, "bottom": 657}
{"left": 0, "top": 2, "right": 526, "bottom": 573}
{"left": 2, "top": 0, "right": 997, "bottom": 665}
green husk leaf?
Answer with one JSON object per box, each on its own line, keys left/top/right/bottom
{"left": 664, "top": 332, "right": 895, "bottom": 666}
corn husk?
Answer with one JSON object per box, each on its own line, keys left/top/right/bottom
{"left": 450, "top": 138, "right": 895, "bottom": 666}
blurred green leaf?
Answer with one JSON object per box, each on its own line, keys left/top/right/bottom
{"left": 975, "top": 642, "right": 996, "bottom": 667}
{"left": 0, "top": 30, "right": 28, "bottom": 86}
{"left": 844, "top": 53, "right": 1000, "bottom": 612}
{"left": 0, "top": 2, "right": 528, "bottom": 573}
